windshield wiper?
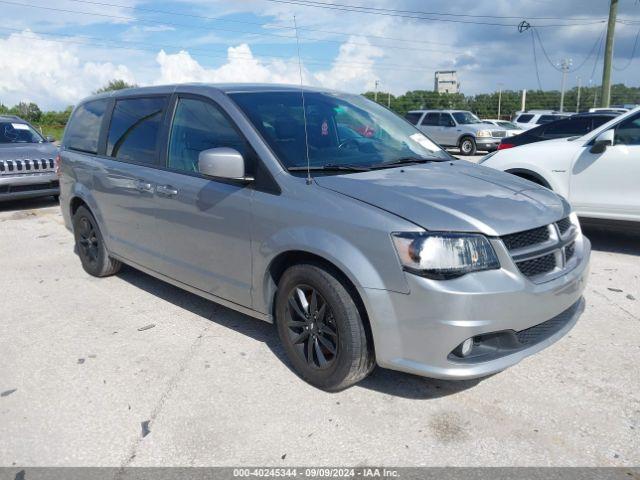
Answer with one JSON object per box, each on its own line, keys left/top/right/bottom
{"left": 287, "top": 163, "right": 371, "bottom": 172}
{"left": 369, "top": 156, "right": 445, "bottom": 169}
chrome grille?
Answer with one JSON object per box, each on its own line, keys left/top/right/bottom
{"left": 491, "top": 130, "right": 507, "bottom": 138}
{"left": 501, "top": 218, "right": 579, "bottom": 282}
{"left": 0, "top": 158, "right": 55, "bottom": 175}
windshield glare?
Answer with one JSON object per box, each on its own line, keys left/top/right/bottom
{"left": 452, "top": 111, "right": 481, "bottom": 125}
{"left": 0, "top": 121, "right": 45, "bottom": 144}
{"left": 229, "top": 91, "right": 449, "bottom": 171}
{"left": 0, "top": 121, "right": 44, "bottom": 143}
{"left": 497, "top": 121, "right": 519, "bottom": 129}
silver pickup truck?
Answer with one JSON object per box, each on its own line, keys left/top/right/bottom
{"left": 0, "top": 115, "right": 59, "bottom": 201}
{"left": 406, "top": 109, "right": 505, "bottom": 155}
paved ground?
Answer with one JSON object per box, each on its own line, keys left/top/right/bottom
{"left": 0, "top": 196, "right": 638, "bottom": 467}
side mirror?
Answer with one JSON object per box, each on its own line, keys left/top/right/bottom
{"left": 198, "top": 147, "right": 253, "bottom": 183}
{"left": 46, "top": 135, "right": 55, "bottom": 142}
{"left": 590, "top": 129, "right": 614, "bottom": 154}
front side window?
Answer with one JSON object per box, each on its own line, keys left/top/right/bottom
{"left": 439, "top": 114, "right": 455, "bottom": 127}
{"left": 168, "top": 97, "right": 249, "bottom": 174}
{"left": 229, "top": 91, "right": 448, "bottom": 171}
{"left": 64, "top": 99, "right": 109, "bottom": 154}
{"left": 107, "top": 97, "right": 168, "bottom": 165}
{"left": 0, "top": 121, "right": 44, "bottom": 144}
{"left": 452, "top": 112, "right": 481, "bottom": 125}
{"left": 614, "top": 113, "right": 640, "bottom": 146}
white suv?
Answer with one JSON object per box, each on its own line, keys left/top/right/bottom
{"left": 513, "top": 111, "right": 571, "bottom": 130}
{"left": 481, "top": 107, "right": 640, "bottom": 225}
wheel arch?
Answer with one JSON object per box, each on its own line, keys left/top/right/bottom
{"left": 265, "top": 250, "right": 376, "bottom": 356}
{"left": 505, "top": 168, "right": 553, "bottom": 189}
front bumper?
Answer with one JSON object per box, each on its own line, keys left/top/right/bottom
{"left": 0, "top": 172, "right": 59, "bottom": 201}
{"left": 363, "top": 234, "right": 590, "bottom": 380}
{"left": 475, "top": 138, "right": 502, "bottom": 151}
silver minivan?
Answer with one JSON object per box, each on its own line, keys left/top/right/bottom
{"left": 59, "top": 84, "right": 590, "bottom": 391}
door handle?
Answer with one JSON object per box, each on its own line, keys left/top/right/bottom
{"left": 135, "top": 179, "right": 154, "bottom": 193}
{"left": 156, "top": 184, "right": 179, "bottom": 197}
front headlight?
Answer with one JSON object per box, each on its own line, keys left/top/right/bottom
{"left": 391, "top": 232, "right": 500, "bottom": 280}
{"left": 569, "top": 212, "right": 582, "bottom": 235}
{"left": 476, "top": 129, "right": 492, "bottom": 138}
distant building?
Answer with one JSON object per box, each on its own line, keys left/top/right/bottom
{"left": 434, "top": 70, "right": 460, "bottom": 94}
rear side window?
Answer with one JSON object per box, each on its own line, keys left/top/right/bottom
{"left": 405, "top": 112, "right": 422, "bottom": 125}
{"left": 421, "top": 113, "right": 440, "bottom": 126}
{"left": 64, "top": 99, "right": 109, "bottom": 154}
{"left": 592, "top": 116, "right": 615, "bottom": 129}
{"left": 536, "top": 115, "right": 559, "bottom": 124}
{"left": 516, "top": 114, "right": 533, "bottom": 123}
{"left": 107, "top": 97, "right": 168, "bottom": 165}
{"left": 545, "top": 118, "right": 590, "bottom": 136}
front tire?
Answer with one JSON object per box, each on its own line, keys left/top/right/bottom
{"left": 459, "top": 137, "right": 477, "bottom": 156}
{"left": 275, "top": 264, "right": 374, "bottom": 391}
{"left": 72, "top": 206, "right": 121, "bottom": 277}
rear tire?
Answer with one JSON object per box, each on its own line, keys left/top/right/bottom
{"left": 275, "top": 263, "right": 374, "bottom": 391}
{"left": 459, "top": 136, "right": 477, "bottom": 156}
{"left": 72, "top": 206, "right": 121, "bottom": 277}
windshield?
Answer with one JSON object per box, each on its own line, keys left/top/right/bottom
{"left": 452, "top": 111, "right": 482, "bottom": 125}
{"left": 497, "top": 121, "right": 520, "bottom": 129}
{"left": 0, "top": 121, "right": 45, "bottom": 144}
{"left": 229, "top": 91, "right": 449, "bottom": 171}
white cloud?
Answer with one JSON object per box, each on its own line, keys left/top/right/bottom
{"left": 0, "top": 30, "right": 136, "bottom": 109}
{"left": 155, "top": 43, "right": 315, "bottom": 85}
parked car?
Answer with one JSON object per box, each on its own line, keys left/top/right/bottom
{"left": 481, "top": 107, "right": 640, "bottom": 225}
{"left": 59, "top": 84, "right": 590, "bottom": 390}
{"left": 588, "top": 107, "right": 629, "bottom": 114}
{"left": 482, "top": 119, "right": 523, "bottom": 137}
{"left": 512, "top": 110, "right": 572, "bottom": 130}
{"left": 0, "top": 115, "right": 59, "bottom": 201}
{"left": 498, "top": 112, "right": 619, "bottom": 150}
{"left": 405, "top": 109, "right": 504, "bottom": 155}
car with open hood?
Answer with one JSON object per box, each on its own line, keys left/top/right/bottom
{"left": 58, "top": 84, "right": 590, "bottom": 390}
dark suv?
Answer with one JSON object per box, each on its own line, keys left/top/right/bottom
{"left": 498, "top": 113, "right": 620, "bottom": 150}
{"left": 0, "top": 115, "right": 59, "bottom": 201}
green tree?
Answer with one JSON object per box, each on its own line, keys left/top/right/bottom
{"left": 10, "top": 102, "right": 42, "bottom": 122}
{"left": 94, "top": 79, "right": 137, "bottom": 94}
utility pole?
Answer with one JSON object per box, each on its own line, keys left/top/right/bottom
{"left": 387, "top": 92, "right": 391, "bottom": 108}
{"left": 559, "top": 58, "right": 572, "bottom": 113}
{"left": 601, "top": 0, "right": 618, "bottom": 107}
{"left": 576, "top": 77, "right": 582, "bottom": 112}
{"left": 374, "top": 80, "right": 380, "bottom": 102}
{"left": 497, "top": 83, "right": 503, "bottom": 118}
{"left": 521, "top": 89, "right": 527, "bottom": 112}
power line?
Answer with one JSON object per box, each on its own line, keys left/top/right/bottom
{"left": 532, "top": 27, "right": 606, "bottom": 73}
{"left": 0, "top": 26, "right": 446, "bottom": 73}
{"left": 613, "top": 27, "right": 640, "bottom": 70}
{"left": 0, "top": 0, "right": 470, "bottom": 55}
{"left": 262, "top": 0, "right": 608, "bottom": 27}
{"left": 530, "top": 29, "right": 544, "bottom": 90}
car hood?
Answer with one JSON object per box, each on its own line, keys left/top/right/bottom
{"left": 315, "top": 161, "right": 569, "bottom": 236}
{"left": 0, "top": 142, "right": 58, "bottom": 160}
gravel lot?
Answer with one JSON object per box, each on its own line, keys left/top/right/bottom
{"left": 0, "top": 194, "right": 638, "bottom": 467}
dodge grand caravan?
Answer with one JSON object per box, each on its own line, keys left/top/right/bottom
{"left": 59, "top": 84, "right": 590, "bottom": 391}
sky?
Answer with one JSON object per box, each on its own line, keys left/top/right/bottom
{"left": 1, "top": 0, "right": 640, "bottom": 110}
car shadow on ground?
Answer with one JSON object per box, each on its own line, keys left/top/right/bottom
{"left": 583, "top": 225, "right": 640, "bottom": 256}
{"left": 0, "top": 196, "right": 58, "bottom": 212}
{"left": 117, "top": 265, "right": 480, "bottom": 399}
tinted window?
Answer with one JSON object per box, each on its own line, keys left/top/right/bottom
{"left": 168, "top": 98, "right": 249, "bottom": 174}
{"left": 107, "top": 97, "right": 168, "bottom": 165}
{"left": 0, "top": 122, "right": 44, "bottom": 144}
{"left": 516, "top": 114, "right": 534, "bottom": 123}
{"left": 421, "top": 113, "right": 439, "bottom": 125}
{"left": 544, "top": 118, "right": 591, "bottom": 136}
{"left": 537, "top": 115, "right": 560, "bottom": 124}
{"left": 439, "top": 114, "right": 455, "bottom": 126}
{"left": 405, "top": 112, "right": 422, "bottom": 125}
{"left": 64, "top": 99, "right": 109, "bottom": 154}
{"left": 592, "top": 116, "right": 616, "bottom": 129}
{"left": 615, "top": 113, "right": 640, "bottom": 146}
